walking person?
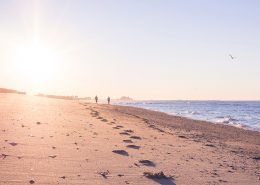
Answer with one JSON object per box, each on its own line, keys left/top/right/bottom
{"left": 95, "top": 95, "right": 98, "bottom": 104}
{"left": 107, "top": 96, "right": 110, "bottom": 104}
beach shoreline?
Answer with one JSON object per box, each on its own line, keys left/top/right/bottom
{"left": 114, "top": 100, "right": 260, "bottom": 132}
{"left": 1, "top": 94, "right": 259, "bottom": 184}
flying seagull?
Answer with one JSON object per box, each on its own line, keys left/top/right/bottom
{"left": 229, "top": 54, "right": 236, "bottom": 60}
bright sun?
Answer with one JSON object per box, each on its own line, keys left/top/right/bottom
{"left": 13, "top": 43, "right": 60, "bottom": 86}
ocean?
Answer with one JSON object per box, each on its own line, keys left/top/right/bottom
{"left": 115, "top": 101, "right": 260, "bottom": 131}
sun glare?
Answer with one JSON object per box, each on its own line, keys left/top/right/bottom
{"left": 13, "top": 43, "right": 60, "bottom": 86}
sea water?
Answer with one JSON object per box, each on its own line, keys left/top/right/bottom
{"left": 115, "top": 101, "right": 260, "bottom": 131}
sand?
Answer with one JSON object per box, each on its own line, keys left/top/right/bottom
{"left": 0, "top": 94, "right": 259, "bottom": 185}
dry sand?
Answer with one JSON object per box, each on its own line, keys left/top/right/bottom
{"left": 0, "top": 94, "right": 259, "bottom": 185}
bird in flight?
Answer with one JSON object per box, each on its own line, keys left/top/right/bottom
{"left": 229, "top": 54, "right": 236, "bottom": 60}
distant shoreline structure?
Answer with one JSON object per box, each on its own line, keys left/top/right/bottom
{"left": 118, "top": 96, "right": 133, "bottom": 101}
{"left": 0, "top": 88, "right": 26, "bottom": 95}
{"left": 36, "top": 93, "right": 91, "bottom": 101}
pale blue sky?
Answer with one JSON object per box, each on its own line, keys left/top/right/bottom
{"left": 0, "top": 0, "right": 259, "bottom": 100}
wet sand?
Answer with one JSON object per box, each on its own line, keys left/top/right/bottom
{"left": 0, "top": 94, "right": 259, "bottom": 184}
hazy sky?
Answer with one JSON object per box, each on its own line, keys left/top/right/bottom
{"left": 0, "top": 0, "right": 259, "bottom": 100}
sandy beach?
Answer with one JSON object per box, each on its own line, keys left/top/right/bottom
{"left": 0, "top": 94, "right": 259, "bottom": 185}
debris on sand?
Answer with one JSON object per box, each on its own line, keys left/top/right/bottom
{"left": 0, "top": 154, "right": 9, "bottom": 159}
{"left": 98, "top": 170, "right": 110, "bottom": 178}
{"left": 59, "top": 176, "right": 66, "bottom": 179}
{"left": 29, "top": 180, "right": 35, "bottom": 184}
{"left": 143, "top": 171, "right": 172, "bottom": 179}
{"left": 139, "top": 160, "right": 156, "bottom": 167}
{"left": 112, "top": 150, "right": 129, "bottom": 156}
{"left": 253, "top": 156, "right": 260, "bottom": 161}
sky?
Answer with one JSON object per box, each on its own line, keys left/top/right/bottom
{"left": 0, "top": 0, "right": 260, "bottom": 100}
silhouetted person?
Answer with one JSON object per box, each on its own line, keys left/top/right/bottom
{"left": 95, "top": 95, "right": 98, "bottom": 103}
{"left": 107, "top": 96, "right": 110, "bottom": 104}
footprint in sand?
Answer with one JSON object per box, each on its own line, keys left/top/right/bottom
{"left": 127, "top": 145, "right": 141, "bottom": 149}
{"left": 139, "top": 160, "right": 156, "bottom": 167}
{"left": 124, "top": 129, "right": 134, "bottom": 133}
{"left": 123, "top": 139, "right": 133, "bottom": 143}
{"left": 178, "top": 135, "right": 187, "bottom": 139}
{"left": 120, "top": 132, "right": 130, "bottom": 136}
{"left": 113, "top": 125, "right": 123, "bottom": 129}
{"left": 48, "top": 155, "right": 57, "bottom": 158}
{"left": 101, "top": 119, "right": 108, "bottom": 122}
{"left": 9, "top": 142, "right": 18, "bottom": 146}
{"left": 130, "top": 136, "right": 142, "bottom": 140}
{"left": 205, "top": 144, "right": 215, "bottom": 147}
{"left": 112, "top": 150, "right": 129, "bottom": 156}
